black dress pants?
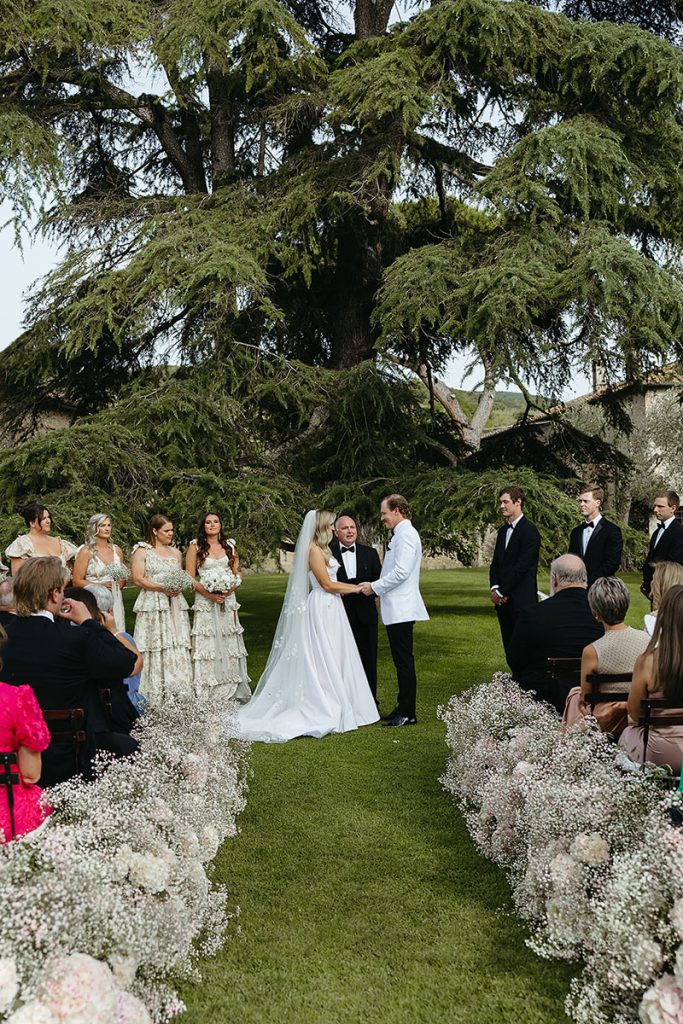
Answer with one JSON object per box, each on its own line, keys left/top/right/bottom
{"left": 350, "top": 621, "right": 378, "bottom": 701}
{"left": 386, "top": 620, "right": 416, "bottom": 718}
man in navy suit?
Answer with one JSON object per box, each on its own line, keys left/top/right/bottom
{"left": 489, "top": 485, "right": 541, "bottom": 662}
{"left": 331, "top": 513, "right": 382, "bottom": 704}
{"left": 568, "top": 484, "right": 623, "bottom": 586}
{"left": 641, "top": 490, "right": 683, "bottom": 601}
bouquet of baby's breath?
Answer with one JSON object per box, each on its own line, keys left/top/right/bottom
{"left": 106, "top": 563, "right": 130, "bottom": 583}
{"left": 159, "top": 566, "right": 194, "bottom": 593}
{"left": 201, "top": 566, "right": 241, "bottom": 594}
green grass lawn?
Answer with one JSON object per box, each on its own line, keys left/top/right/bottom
{"left": 154, "top": 570, "right": 647, "bottom": 1023}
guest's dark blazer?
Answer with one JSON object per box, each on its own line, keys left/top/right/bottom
{"left": 330, "top": 539, "right": 382, "bottom": 627}
{"left": 507, "top": 587, "right": 604, "bottom": 697}
{"left": 1, "top": 615, "right": 137, "bottom": 785}
{"left": 568, "top": 517, "right": 623, "bottom": 586}
{"left": 641, "top": 518, "right": 683, "bottom": 597}
{"left": 488, "top": 516, "right": 541, "bottom": 609}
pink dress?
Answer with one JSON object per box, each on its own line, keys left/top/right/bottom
{"left": 0, "top": 682, "right": 51, "bottom": 842}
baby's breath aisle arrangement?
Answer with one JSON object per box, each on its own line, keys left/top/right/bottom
{"left": 0, "top": 698, "right": 249, "bottom": 1024}
{"left": 439, "top": 673, "right": 683, "bottom": 1024}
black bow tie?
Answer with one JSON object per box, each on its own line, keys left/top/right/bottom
{"left": 582, "top": 522, "right": 595, "bottom": 529}
{"left": 341, "top": 545, "right": 355, "bottom": 554}
{"left": 658, "top": 523, "right": 666, "bottom": 531}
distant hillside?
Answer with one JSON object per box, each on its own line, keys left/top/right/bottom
{"left": 452, "top": 389, "right": 536, "bottom": 429}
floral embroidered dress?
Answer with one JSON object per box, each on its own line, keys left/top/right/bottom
{"left": 0, "top": 682, "right": 51, "bottom": 842}
{"left": 83, "top": 547, "right": 126, "bottom": 631}
{"left": 191, "top": 552, "right": 251, "bottom": 704}
{"left": 5, "top": 535, "right": 77, "bottom": 574}
{"left": 132, "top": 543, "right": 192, "bottom": 704}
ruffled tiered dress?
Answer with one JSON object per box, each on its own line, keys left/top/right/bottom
{"left": 82, "top": 547, "right": 126, "bottom": 631}
{"left": 191, "top": 553, "right": 251, "bottom": 704}
{"left": 132, "top": 543, "right": 192, "bottom": 704}
{"left": 5, "top": 535, "right": 77, "bottom": 576}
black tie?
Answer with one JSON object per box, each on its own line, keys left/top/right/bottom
{"left": 341, "top": 546, "right": 355, "bottom": 554}
{"left": 582, "top": 522, "right": 594, "bottom": 530}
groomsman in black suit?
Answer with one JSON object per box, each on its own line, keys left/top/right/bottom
{"left": 331, "top": 514, "right": 382, "bottom": 703}
{"left": 489, "top": 486, "right": 541, "bottom": 661}
{"left": 641, "top": 490, "right": 683, "bottom": 601}
{"left": 568, "top": 484, "right": 623, "bottom": 586}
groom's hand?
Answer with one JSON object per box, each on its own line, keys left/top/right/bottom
{"left": 358, "top": 582, "right": 374, "bottom": 596}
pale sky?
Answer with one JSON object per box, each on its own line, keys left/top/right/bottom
{"left": 0, "top": 222, "right": 591, "bottom": 398}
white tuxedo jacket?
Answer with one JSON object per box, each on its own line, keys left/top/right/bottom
{"left": 371, "top": 519, "right": 429, "bottom": 625}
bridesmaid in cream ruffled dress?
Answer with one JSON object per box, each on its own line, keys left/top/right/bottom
{"left": 72, "top": 513, "right": 128, "bottom": 631}
{"left": 6, "top": 503, "right": 77, "bottom": 577}
{"left": 186, "top": 512, "right": 250, "bottom": 705}
{"left": 130, "top": 514, "right": 192, "bottom": 703}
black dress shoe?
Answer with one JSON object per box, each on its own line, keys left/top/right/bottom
{"left": 381, "top": 714, "right": 417, "bottom": 728}
{"left": 380, "top": 706, "right": 400, "bottom": 721}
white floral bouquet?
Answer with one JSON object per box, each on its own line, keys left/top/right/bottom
{"left": 0, "top": 697, "right": 249, "bottom": 1023}
{"left": 201, "top": 565, "right": 241, "bottom": 594}
{"left": 106, "top": 563, "right": 130, "bottom": 583}
{"left": 158, "top": 566, "right": 194, "bottom": 593}
{"left": 440, "top": 673, "right": 680, "bottom": 1024}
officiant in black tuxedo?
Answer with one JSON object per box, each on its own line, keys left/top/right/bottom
{"left": 489, "top": 486, "right": 541, "bottom": 661}
{"left": 641, "top": 490, "right": 683, "bottom": 601}
{"left": 331, "top": 514, "right": 382, "bottom": 703}
{"left": 568, "top": 484, "right": 623, "bottom": 586}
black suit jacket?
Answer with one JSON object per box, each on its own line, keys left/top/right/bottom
{"left": 330, "top": 539, "right": 382, "bottom": 627}
{"left": 642, "top": 518, "right": 683, "bottom": 596}
{"left": 489, "top": 516, "right": 541, "bottom": 610}
{"left": 568, "top": 517, "right": 623, "bottom": 586}
{"left": 1, "top": 615, "right": 137, "bottom": 784}
{"left": 507, "top": 587, "right": 604, "bottom": 692}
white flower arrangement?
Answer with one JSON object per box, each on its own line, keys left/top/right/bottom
{"left": 106, "top": 564, "right": 130, "bottom": 584}
{"left": 158, "top": 566, "right": 194, "bottom": 593}
{"left": 440, "top": 673, "right": 681, "bottom": 1024}
{"left": 200, "top": 566, "right": 241, "bottom": 594}
{"left": 0, "top": 697, "right": 249, "bottom": 1023}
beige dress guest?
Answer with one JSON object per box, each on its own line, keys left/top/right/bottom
{"left": 563, "top": 627, "right": 650, "bottom": 737}
{"left": 191, "top": 552, "right": 251, "bottom": 704}
{"left": 5, "top": 535, "right": 77, "bottom": 575}
{"left": 132, "top": 543, "right": 192, "bottom": 703}
{"left": 619, "top": 692, "right": 683, "bottom": 774}
{"left": 82, "top": 547, "right": 126, "bottom": 631}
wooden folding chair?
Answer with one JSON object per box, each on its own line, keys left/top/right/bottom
{"left": 0, "top": 752, "right": 19, "bottom": 839}
{"left": 42, "top": 708, "right": 86, "bottom": 778}
{"left": 584, "top": 672, "right": 632, "bottom": 709}
{"left": 546, "top": 658, "right": 582, "bottom": 712}
{"left": 639, "top": 698, "right": 683, "bottom": 764}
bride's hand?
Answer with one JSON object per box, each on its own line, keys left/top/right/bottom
{"left": 209, "top": 593, "right": 226, "bottom": 604}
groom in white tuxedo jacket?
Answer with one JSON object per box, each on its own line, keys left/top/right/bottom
{"left": 359, "top": 494, "right": 429, "bottom": 727}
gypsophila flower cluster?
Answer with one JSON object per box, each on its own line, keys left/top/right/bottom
{"left": 0, "top": 697, "right": 249, "bottom": 1023}
{"left": 106, "top": 564, "right": 130, "bottom": 584}
{"left": 439, "top": 674, "right": 681, "bottom": 1024}
{"left": 158, "top": 567, "right": 194, "bottom": 593}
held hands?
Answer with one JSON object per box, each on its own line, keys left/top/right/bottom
{"left": 357, "top": 582, "right": 374, "bottom": 596}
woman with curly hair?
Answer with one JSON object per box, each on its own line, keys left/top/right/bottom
{"left": 186, "top": 512, "right": 250, "bottom": 705}
{"left": 5, "top": 503, "right": 76, "bottom": 578}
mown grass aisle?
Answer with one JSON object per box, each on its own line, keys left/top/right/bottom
{"left": 179, "top": 568, "right": 650, "bottom": 1023}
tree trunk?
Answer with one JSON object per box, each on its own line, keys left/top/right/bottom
{"left": 328, "top": 220, "right": 381, "bottom": 368}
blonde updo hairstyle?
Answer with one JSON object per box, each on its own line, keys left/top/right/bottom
{"left": 313, "top": 510, "right": 335, "bottom": 560}
{"left": 85, "top": 513, "right": 112, "bottom": 552}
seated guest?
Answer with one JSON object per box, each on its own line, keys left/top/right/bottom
{"left": 85, "top": 584, "right": 146, "bottom": 717}
{"left": 563, "top": 577, "right": 649, "bottom": 736}
{"left": 0, "top": 578, "right": 16, "bottom": 628}
{"left": 1, "top": 558, "right": 137, "bottom": 785}
{"left": 644, "top": 561, "right": 683, "bottom": 637}
{"left": 507, "top": 554, "right": 604, "bottom": 709}
{"left": 0, "top": 636, "right": 52, "bottom": 842}
{"left": 619, "top": 584, "right": 683, "bottom": 773}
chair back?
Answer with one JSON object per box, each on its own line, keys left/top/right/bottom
{"left": 585, "top": 672, "right": 631, "bottom": 707}
{"left": 546, "top": 658, "right": 581, "bottom": 711}
{"left": 42, "top": 708, "right": 86, "bottom": 778}
{"left": 638, "top": 698, "right": 683, "bottom": 763}
{"left": 0, "top": 752, "right": 19, "bottom": 840}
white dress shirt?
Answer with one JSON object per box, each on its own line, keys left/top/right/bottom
{"left": 653, "top": 516, "right": 673, "bottom": 548}
{"left": 339, "top": 544, "right": 357, "bottom": 579}
{"left": 582, "top": 513, "right": 602, "bottom": 555}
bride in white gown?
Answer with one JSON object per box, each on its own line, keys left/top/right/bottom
{"left": 235, "top": 509, "right": 380, "bottom": 742}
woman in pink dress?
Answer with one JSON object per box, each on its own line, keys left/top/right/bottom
{"left": 0, "top": 681, "right": 51, "bottom": 842}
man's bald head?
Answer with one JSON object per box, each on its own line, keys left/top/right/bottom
{"left": 550, "top": 554, "right": 588, "bottom": 594}
{"left": 334, "top": 515, "right": 358, "bottom": 546}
